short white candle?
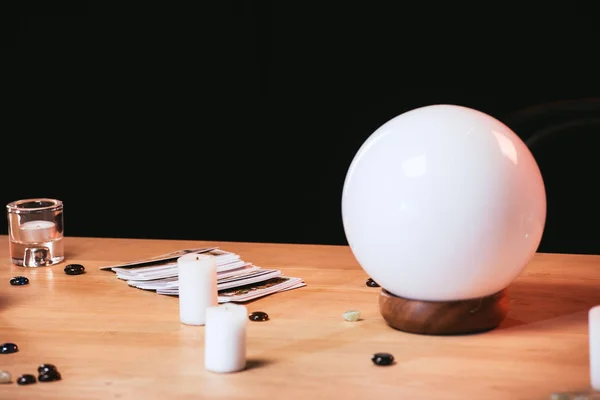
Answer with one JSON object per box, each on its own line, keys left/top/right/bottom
{"left": 590, "top": 306, "right": 600, "bottom": 390}
{"left": 178, "top": 253, "right": 218, "bottom": 326}
{"left": 19, "top": 220, "right": 56, "bottom": 243}
{"left": 204, "top": 303, "right": 248, "bottom": 373}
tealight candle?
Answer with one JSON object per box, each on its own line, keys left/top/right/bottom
{"left": 204, "top": 303, "right": 247, "bottom": 373}
{"left": 177, "top": 253, "right": 218, "bottom": 325}
{"left": 590, "top": 306, "right": 600, "bottom": 390}
{"left": 19, "top": 220, "right": 56, "bottom": 243}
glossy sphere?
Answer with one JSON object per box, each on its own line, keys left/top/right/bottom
{"left": 64, "top": 264, "right": 85, "bottom": 275}
{"left": 248, "top": 311, "right": 269, "bottom": 321}
{"left": 17, "top": 374, "right": 36, "bottom": 385}
{"left": 366, "top": 278, "right": 380, "bottom": 288}
{"left": 10, "top": 276, "right": 29, "bottom": 286}
{"left": 342, "top": 105, "right": 547, "bottom": 301}
{"left": 0, "top": 343, "right": 18, "bottom": 354}
{"left": 38, "top": 364, "right": 57, "bottom": 374}
{"left": 39, "top": 370, "right": 61, "bottom": 382}
{"left": 371, "top": 352, "right": 395, "bottom": 366}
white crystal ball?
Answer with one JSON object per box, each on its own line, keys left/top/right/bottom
{"left": 342, "top": 104, "right": 546, "bottom": 301}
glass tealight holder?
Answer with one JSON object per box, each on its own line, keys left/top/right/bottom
{"left": 6, "top": 198, "right": 64, "bottom": 267}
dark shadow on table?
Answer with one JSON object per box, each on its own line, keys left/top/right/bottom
{"left": 245, "top": 358, "right": 273, "bottom": 370}
{"left": 496, "top": 279, "right": 600, "bottom": 330}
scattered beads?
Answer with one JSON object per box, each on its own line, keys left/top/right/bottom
{"left": 16, "top": 374, "right": 36, "bottom": 385}
{"left": 64, "top": 264, "right": 85, "bottom": 275}
{"left": 0, "top": 370, "right": 11, "bottom": 384}
{"left": 371, "top": 352, "right": 395, "bottom": 366}
{"left": 0, "top": 364, "right": 62, "bottom": 385}
{"left": 366, "top": 278, "right": 380, "bottom": 287}
{"left": 10, "top": 276, "right": 29, "bottom": 286}
{"left": 248, "top": 311, "right": 269, "bottom": 322}
{"left": 38, "top": 364, "right": 57, "bottom": 375}
{"left": 36, "top": 364, "right": 61, "bottom": 382}
{"left": 0, "top": 343, "right": 18, "bottom": 354}
{"left": 39, "top": 370, "right": 61, "bottom": 382}
{"left": 343, "top": 310, "right": 361, "bottom": 322}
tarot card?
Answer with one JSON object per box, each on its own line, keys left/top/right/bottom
{"left": 105, "top": 248, "right": 240, "bottom": 278}
{"left": 217, "top": 269, "right": 282, "bottom": 290}
{"left": 155, "top": 276, "right": 306, "bottom": 303}
{"left": 217, "top": 268, "right": 280, "bottom": 283}
{"left": 112, "top": 262, "right": 179, "bottom": 279}
{"left": 99, "top": 247, "right": 217, "bottom": 270}
{"left": 216, "top": 264, "right": 261, "bottom": 280}
{"left": 217, "top": 276, "right": 305, "bottom": 302}
{"left": 124, "top": 264, "right": 264, "bottom": 291}
{"left": 136, "top": 269, "right": 282, "bottom": 292}
{"left": 112, "top": 259, "right": 250, "bottom": 282}
{"left": 103, "top": 246, "right": 307, "bottom": 303}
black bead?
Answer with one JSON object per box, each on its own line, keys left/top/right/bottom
{"left": 64, "top": 264, "right": 85, "bottom": 275}
{"left": 38, "top": 370, "right": 61, "bottom": 382}
{"left": 38, "top": 364, "right": 57, "bottom": 375}
{"left": 17, "top": 374, "right": 36, "bottom": 385}
{"left": 366, "top": 278, "right": 380, "bottom": 287}
{"left": 0, "top": 342, "right": 18, "bottom": 354}
{"left": 10, "top": 276, "right": 29, "bottom": 286}
{"left": 248, "top": 311, "right": 269, "bottom": 321}
{"left": 371, "top": 352, "right": 394, "bottom": 366}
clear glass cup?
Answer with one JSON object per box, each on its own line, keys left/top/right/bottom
{"left": 6, "top": 198, "right": 64, "bottom": 267}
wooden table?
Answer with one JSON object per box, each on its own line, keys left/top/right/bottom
{"left": 0, "top": 236, "right": 599, "bottom": 400}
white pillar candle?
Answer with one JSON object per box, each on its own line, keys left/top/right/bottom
{"left": 178, "top": 253, "right": 218, "bottom": 326}
{"left": 590, "top": 306, "right": 600, "bottom": 390}
{"left": 19, "top": 220, "right": 56, "bottom": 243}
{"left": 204, "top": 303, "right": 248, "bottom": 373}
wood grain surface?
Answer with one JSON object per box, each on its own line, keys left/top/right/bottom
{"left": 0, "top": 236, "right": 599, "bottom": 400}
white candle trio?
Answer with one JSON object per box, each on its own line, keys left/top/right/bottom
{"left": 177, "top": 253, "right": 248, "bottom": 373}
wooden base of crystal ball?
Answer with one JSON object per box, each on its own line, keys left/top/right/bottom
{"left": 379, "top": 288, "right": 509, "bottom": 335}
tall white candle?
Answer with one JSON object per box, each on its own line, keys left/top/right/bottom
{"left": 178, "top": 253, "right": 218, "bottom": 326}
{"left": 590, "top": 306, "right": 600, "bottom": 390}
{"left": 204, "top": 303, "right": 247, "bottom": 373}
{"left": 19, "top": 220, "right": 56, "bottom": 243}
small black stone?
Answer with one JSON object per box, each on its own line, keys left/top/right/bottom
{"left": 17, "top": 374, "right": 36, "bottom": 385}
{"left": 0, "top": 342, "right": 18, "bottom": 354}
{"left": 371, "top": 352, "right": 394, "bottom": 366}
{"left": 10, "top": 276, "right": 29, "bottom": 286}
{"left": 366, "top": 278, "right": 380, "bottom": 287}
{"left": 248, "top": 311, "right": 269, "bottom": 321}
{"left": 38, "top": 364, "right": 57, "bottom": 375}
{"left": 38, "top": 370, "right": 61, "bottom": 382}
{"left": 64, "top": 264, "right": 85, "bottom": 275}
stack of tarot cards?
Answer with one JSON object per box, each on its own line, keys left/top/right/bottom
{"left": 100, "top": 247, "right": 306, "bottom": 303}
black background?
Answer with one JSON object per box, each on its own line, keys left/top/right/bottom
{"left": 3, "top": 2, "right": 600, "bottom": 254}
